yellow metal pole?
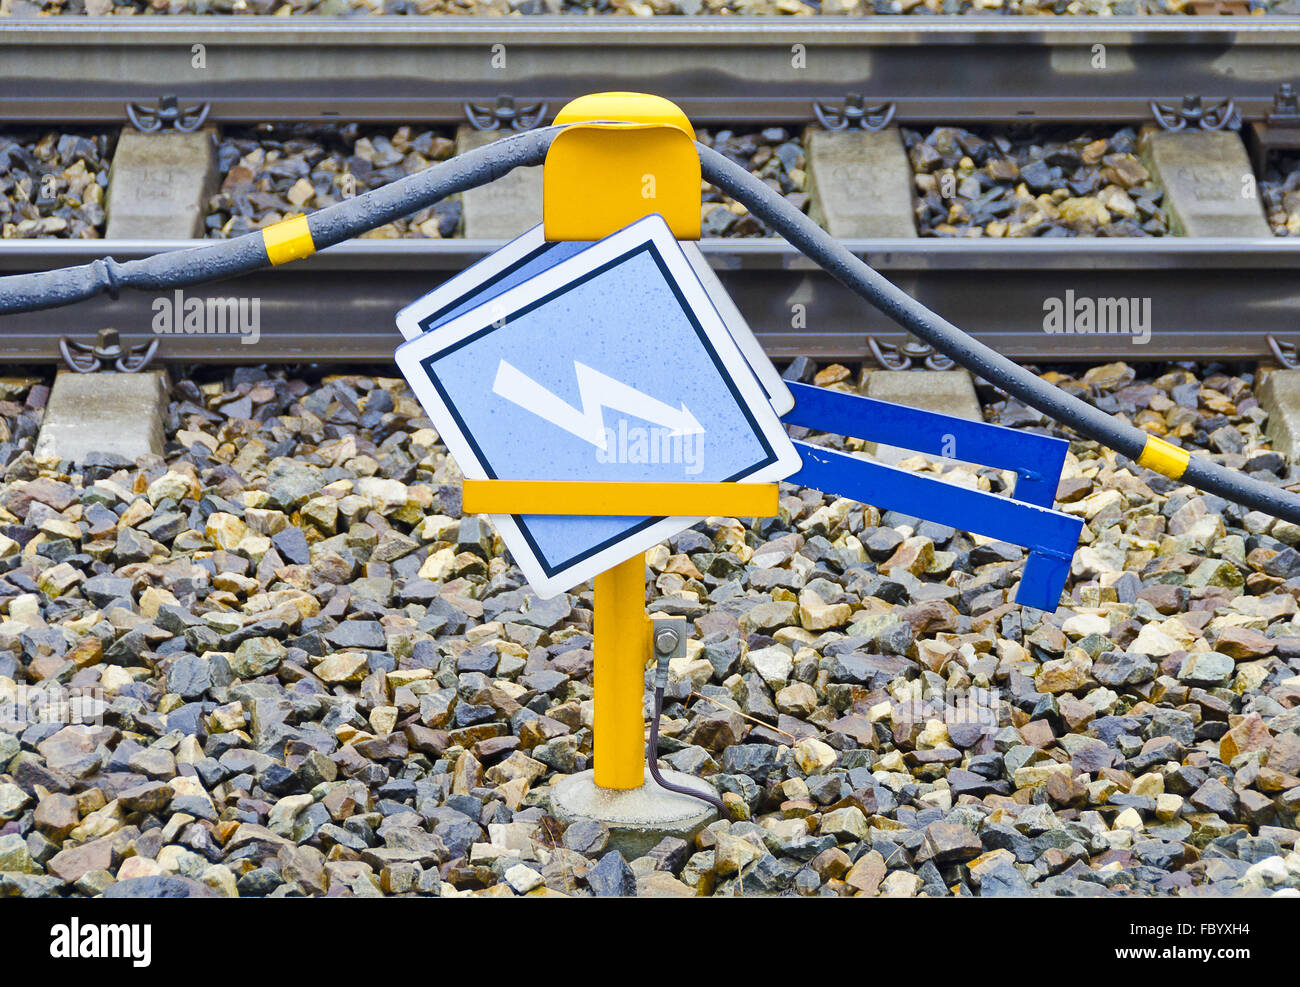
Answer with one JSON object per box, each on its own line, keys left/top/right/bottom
{"left": 462, "top": 477, "right": 780, "bottom": 792}
{"left": 593, "top": 554, "right": 651, "bottom": 789}
{"left": 544, "top": 93, "right": 702, "bottom": 792}
{"left": 544, "top": 92, "right": 701, "bottom": 241}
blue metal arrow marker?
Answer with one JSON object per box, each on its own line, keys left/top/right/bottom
{"left": 783, "top": 382, "right": 1068, "bottom": 508}
{"left": 781, "top": 383, "right": 1083, "bottom": 612}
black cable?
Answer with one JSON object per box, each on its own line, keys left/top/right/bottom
{"left": 0, "top": 127, "right": 558, "bottom": 316}
{"left": 697, "top": 141, "right": 1300, "bottom": 526}
{"left": 647, "top": 676, "right": 728, "bottom": 816}
{"left": 3, "top": 125, "right": 1299, "bottom": 527}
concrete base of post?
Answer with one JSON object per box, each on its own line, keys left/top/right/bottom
{"left": 550, "top": 768, "right": 719, "bottom": 860}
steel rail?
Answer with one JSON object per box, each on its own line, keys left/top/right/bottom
{"left": 0, "top": 237, "right": 1296, "bottom": 364}
{"left": 2, "top": 18, "right": 1299, "bottom": 124}
{"left": 3, "top": 123, "right": 1295, "bottom": 525}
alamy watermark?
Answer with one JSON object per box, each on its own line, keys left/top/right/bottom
{"left": 491, "top": 359, "right": 707, "bottom": 475}
{"left": 892, "top": 684, "right": 1005, "bottom": 729}
{"left": 0, "top": 685, "right": 104, "bottom": 728}
{"left": 50, "top": 920, "right": 151, "bottom": 968}
{"left": 595, "top": 419, "right": 705, "bottom": 475}
{"left": 151, "top": 289, "right": 261, "bottom": 345}
{"left": 1043, "top": 290, "right": 1151, "bottom": 345}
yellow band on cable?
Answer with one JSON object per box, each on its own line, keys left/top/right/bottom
{"left": 462, "top": 479, "right": 779, "bottom": 518}
{"left": 263, "top": 214, "right": 316, "bottom": 266}
{"left": 1137, "top": 435, "right": 1190, "bottom": 480}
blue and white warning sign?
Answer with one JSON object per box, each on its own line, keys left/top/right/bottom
{"left": 395, "top": 213, "right": 801, "bottom": 598}
{"left": 396, "top": 223, "right": 794, "bottom": 416}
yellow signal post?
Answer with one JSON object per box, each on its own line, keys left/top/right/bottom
{"left": 461, "top": 479, "right": 780, "bottom": 791}
{"left": 538, "top": 93, "right": 714, "bottom": 791}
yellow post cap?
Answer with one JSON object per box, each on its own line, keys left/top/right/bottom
{"left": 544, "top": 92, "right": 701, "bottom": 242}
{"left": 552, "top": 92, "right": 696, "bottom": 138}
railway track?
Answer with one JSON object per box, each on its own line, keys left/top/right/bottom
{"left": 2, "top": 237, "right": 1299, "bottom": 363}
{"left": 4, "top": 16, "right": 1300, "bottom": 909}
{"left": 2, "top": 19, "right": 1300, "bottom": 124}
{"left": 3, "top": 18, "right": 1300, "bottom": 365}
{"left": 0, "top": 0, "right": 1291, "bottom": 16}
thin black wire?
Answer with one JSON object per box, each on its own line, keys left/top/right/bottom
{"left": 696, "top": 141, "right": 1300, "bottom": 526}
{"left": 647, "top": 686, "right": 727, "bottom": 815}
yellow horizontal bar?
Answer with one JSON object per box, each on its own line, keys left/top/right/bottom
{"left": 462, "top": 480, "right": 779, "bottom": 517}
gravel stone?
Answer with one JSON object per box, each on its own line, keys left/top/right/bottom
{"left": 0, "top": 362, "right": 1294, "bottom": 899}
{"left": 905, "top": 124, "right": 1169, "bottom": 238}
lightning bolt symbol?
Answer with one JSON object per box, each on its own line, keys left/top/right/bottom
{"left": 491, "top": 360, "right": 705, "bottom": 452}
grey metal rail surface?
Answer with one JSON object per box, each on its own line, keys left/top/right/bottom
{"left": 1, "top": 237, "right": 1295, "bottom": 364}
{"left": 2, "top": 18, "right": 1299, "bottom": 124}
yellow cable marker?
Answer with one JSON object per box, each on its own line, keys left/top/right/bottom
{"left": 1137, "top": 434, "right": 1190, "bottom": 480}
{"left": 262, "top": 213, "right": 316, "bottom": 266}
{"left": 462, "top": 480, "right": 778, "bottom": 518}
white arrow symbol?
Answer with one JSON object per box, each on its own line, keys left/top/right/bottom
{"left": 491, "top": 359, "right": 705, "bottom": 452}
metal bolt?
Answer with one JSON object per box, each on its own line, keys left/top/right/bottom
{"left": 654, "top": 628, "right": 680, "bottom": 656}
